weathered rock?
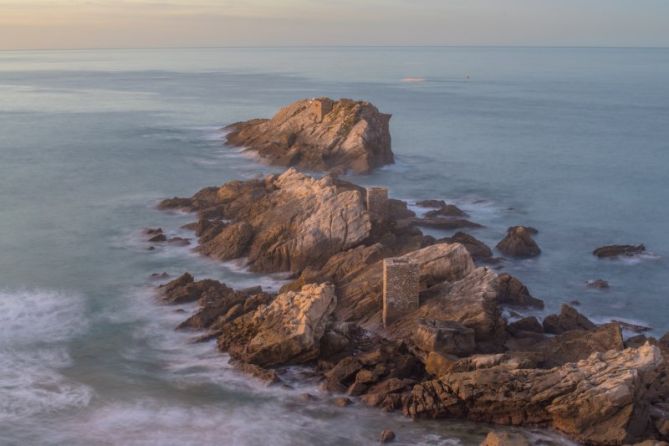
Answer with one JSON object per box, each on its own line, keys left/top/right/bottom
{"left": 219, "top": 283, "right": 337, "bottom": 367}
{"left": 496, "top": 273, "right": 544, "bottom": 309}
{"left": 496, "top": 226, "right": 541, "bottom": 258}
{"left": 440, "top": 232, "right": 493, "bottom": 261}
{"left": 587, "top": 279, "right": 610, "bottom": 289}
{"left": 229, "top": 360, "right": 279, "bottom": 384}
{"left": 480, "top": 431, "right": 530, "bottom": 446}
{"left": 412, "top": 319, "right": 476, "bottom": 357}
{"left": 162, "top": 169, "right": 372, "bottom": 274}
{"left": 593, "top": 244, "right": 646, "bottom": 258}
{"left": 225, "top": 98, "right": 394, "bottom": 174}
{"left": 404, "top": 344, "right": 664, "bottom": 445}
{"left": 158, "top": 273, "right": 235, "bottom": 305}
{"left": 543, "top": 304, "right": 596, "bottom": 334}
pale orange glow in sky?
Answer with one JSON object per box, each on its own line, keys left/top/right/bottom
{"left": 1, "top": 0, "right": 668, "bottom": 50}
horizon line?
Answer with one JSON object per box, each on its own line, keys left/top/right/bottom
{"left": 2, "top": 44, "right": 669, "bottom": 52}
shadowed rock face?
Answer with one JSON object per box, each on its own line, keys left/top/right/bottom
{"left": 225, "top": 97, "right": 394, "bottom": 174}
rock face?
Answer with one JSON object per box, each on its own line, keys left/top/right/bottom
{"left": 220, "top": 283, "right": 337, "bottom": 367}
{"left": 542, "top": 304, "right": 596, "bottom": 334}
{"left": 224, "top": 98, "right": 394, "bottom": 174}
{"left": 405, "top": 344, "right": 663, "bottom": 445}
{"left": 594, "top": 244, "right": 646, "bottom": 258}
{"left": 496, "top": 226, "right": 541, "bottom": 258}
{"left": 440, "top": 232, "right": 493, "bottom": 262}
{"left": 160, "top": 169, "right": 372, "bottom": 273}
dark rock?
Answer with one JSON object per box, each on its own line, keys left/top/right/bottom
{"left": 508, "top": 317, "right": 543, "bottom": 335}
{"left": 143, "top": 227, "right": 163, "bottom": 235}
{"left": 158, "top": 197, "right": 193, "bottom": 210}
{"left": 150, "top": 272, "right": 170, "bottom": 280}
{"left": 496, "top": 274, "right": 544, "bottom": 309}
{"left": 424, "top": 204, "right": 468, "bottom": 218}
{"left": 612, "top": 320, "right": 652, "bottom": 333}
{"left": 415, "top": 199, "right": 447, "bottom": 208}
{"left": 167, "top": 237, "right": 190, "bottom": 246}
{"left": 569, "top": 300, "right": 581, "bottom": 306}
{"left": 593, "top": 244, "right": 646, "bottom": 258}
{"left": 440, "top": 232, "right": 493, "bottom": 261}
{"left": 380, "top": 429, "right": 396, "bottom": 443}
{"left": 230, "top": 360, "right": 279, "bottom": 384}
{"left": 225, "top": 98, "right": 394, "bottom": 174}
{"left": 413, "top": 217, "right": 483, "bottom": 230}
{"left": 496, "top": 226, "right": 541, "bottom": 258}
{"left": 542, "top": 304, "right": 596, "bottom": 334}
{"left": 148, "top": 233, "right": 167, "bottom": 243}
{"left": 198, "top": 221, "right": 254, "bottom": 261}
{"left": 587, "top": 279, "right": 610, "bottom": 289}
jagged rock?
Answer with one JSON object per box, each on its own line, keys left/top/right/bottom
{"left": 593, "top": 244, "right": 646, "bottom": 258}
{"left": 480, "top": 431, "right": 530, "bottom": 446}
{"left": 612, "top": 320, "right": 652, "bottom": 334}
{"left": 158, "top": 273, "right": 235, "bottom": 305}
{"left": 412, "top": 319, "right": 476, "bottom": 357}
{"left": 404, "top": 344, "right": 663, "bottom": 445}
{"left": 224, "top": 98, "right": 394, "bottom": 174}
{"left": 390, "top": 267, "right": 505, "bottom": 344}
{"left": 440, "top": 232, "right": 493, "bottom": 261}
{"left": 496, "top": 273, "right": 544, "bottom": 309}
{"left": 161, "top": 169, "right": 372, "bottom": 274}
{"left": 148, "top": 233, "right": 166, "bottom": 242}
{"left": 587, "top": 279, "right": 610, "bottom": 289}
{"left": 496, "top": 226, "right": 541, "bottom": 258}
{"left": 543, "top": 304, "right": 596, "bottom": 334}
{"left": 218, "top": 283, "right": 336, "bottom": 367}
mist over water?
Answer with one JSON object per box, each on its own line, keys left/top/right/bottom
{"left": 1, "top": 47, "right": 667, "bottom": 445}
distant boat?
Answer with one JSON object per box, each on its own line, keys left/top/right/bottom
{"left": 401, "top": 77, "right": 426, "bottom": 83}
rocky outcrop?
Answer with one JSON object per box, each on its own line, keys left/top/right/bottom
{"left": 496, "top": 226, "right": 541, "bottom": 258}
{"left": 542, "top": 304, "right": 596, "bottom": 334}
{"left": 594, "top": 244, "right": 646, "bottom": 258}
{"left": 224, "top": 98, "right": 394, "bottom": 174}
{"left": 404, "top": 344, "right": 663, "bottom": 445}
{"left": 495, "top": 273, "right": 544, "bottom": 309}
{"left": 160, "top": 169, "right": 372, "bottom": 273}
{"left": 218, "top": 283, "right": 337, "bottom": 367}
{"left": 440, "top": 232, "right": 493, "bottom": 262}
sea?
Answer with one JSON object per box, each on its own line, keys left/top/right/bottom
{"left": 1, "top": 46, "right": 668, "bottom": 445}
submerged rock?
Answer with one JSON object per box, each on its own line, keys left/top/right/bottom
{"left": 593, "top": 244, "right": 646, "bottom": 258}
{"left": 496, "top": 226, "right": 541, "bottom": 258}
{"left": 587, "top": 279, "right": 610, "bottom": 289}
{"left": 225, "top": 97, "right": 394, "bottom": 174}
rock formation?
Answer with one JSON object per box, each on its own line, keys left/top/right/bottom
{"left": 224, "top": 98, "right": 394, "bottom": 174}
{"left": 594, "top": 244, "right": 646, "bottom": 258}
{"left": 496, "top": 226, "right": 541, "bottom": 258}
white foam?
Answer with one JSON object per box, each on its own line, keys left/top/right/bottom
{"left": 0, "top": 290, "right": 93, "bottom": 421}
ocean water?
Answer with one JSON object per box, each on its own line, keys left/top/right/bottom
{"left": 1, "top": 46, "right": 667, "bottom": 445}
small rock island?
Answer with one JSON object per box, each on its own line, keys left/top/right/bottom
{"left": 151, "top": 98, "right": 669, "bottom": 446}
{"left": 225, "top": 97, "right": 394, "bottom": 174}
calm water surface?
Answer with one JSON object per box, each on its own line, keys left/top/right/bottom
{"left": 1, "top": 47, "right": 668, "bottom": 445}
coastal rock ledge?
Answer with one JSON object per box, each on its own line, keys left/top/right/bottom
{"left": 225, "top": 97, "right": 394, "bottom": 174}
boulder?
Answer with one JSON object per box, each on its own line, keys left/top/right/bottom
{"left": 440, "top": 232, "right": 493, "bottom": 261}
{"left": 219, "top": 283, "right": 337, "bottom": 367}
{"left": 404, "top": 344, "right": 664, "bottom": 445}
{"left": 158, "top": 273, "right": 236, "bottom": 305}
{"left": 424, "top": 204, "right": 468, "bottom": 218}
{"left": 225, "top": 98, "right": 394, "bottom": 174}
{"left": 593, "top": 244, "right": 646, "bottom": 258}
{"left": 379, "top": 429, "right": 396, "bottom": 443}
{"left": 543, "top": 304, "right": 596, "bottom": 334}
{"left": 496, "top": 226, "right": 541, "bottom": 258}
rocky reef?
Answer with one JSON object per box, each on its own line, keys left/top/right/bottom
{"left": 224, "top": 97, "right": 394, "bottom": 174}
{"left": 149, "top": 101, "right": 667, "bottom": 445}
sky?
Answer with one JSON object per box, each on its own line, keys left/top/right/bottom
{"left": 1, "top": 0, "right": 669, "bottom": 50}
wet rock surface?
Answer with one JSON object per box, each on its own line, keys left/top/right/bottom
{"left": 224, "top": 97, "right": 394, "bottom": 174}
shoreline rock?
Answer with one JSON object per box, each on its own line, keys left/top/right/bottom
{"left": 496, "top": 226, "right": 541, "bottom": 258}
{"left": 593, "top": 244, "right": 646, "bottom": 258}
